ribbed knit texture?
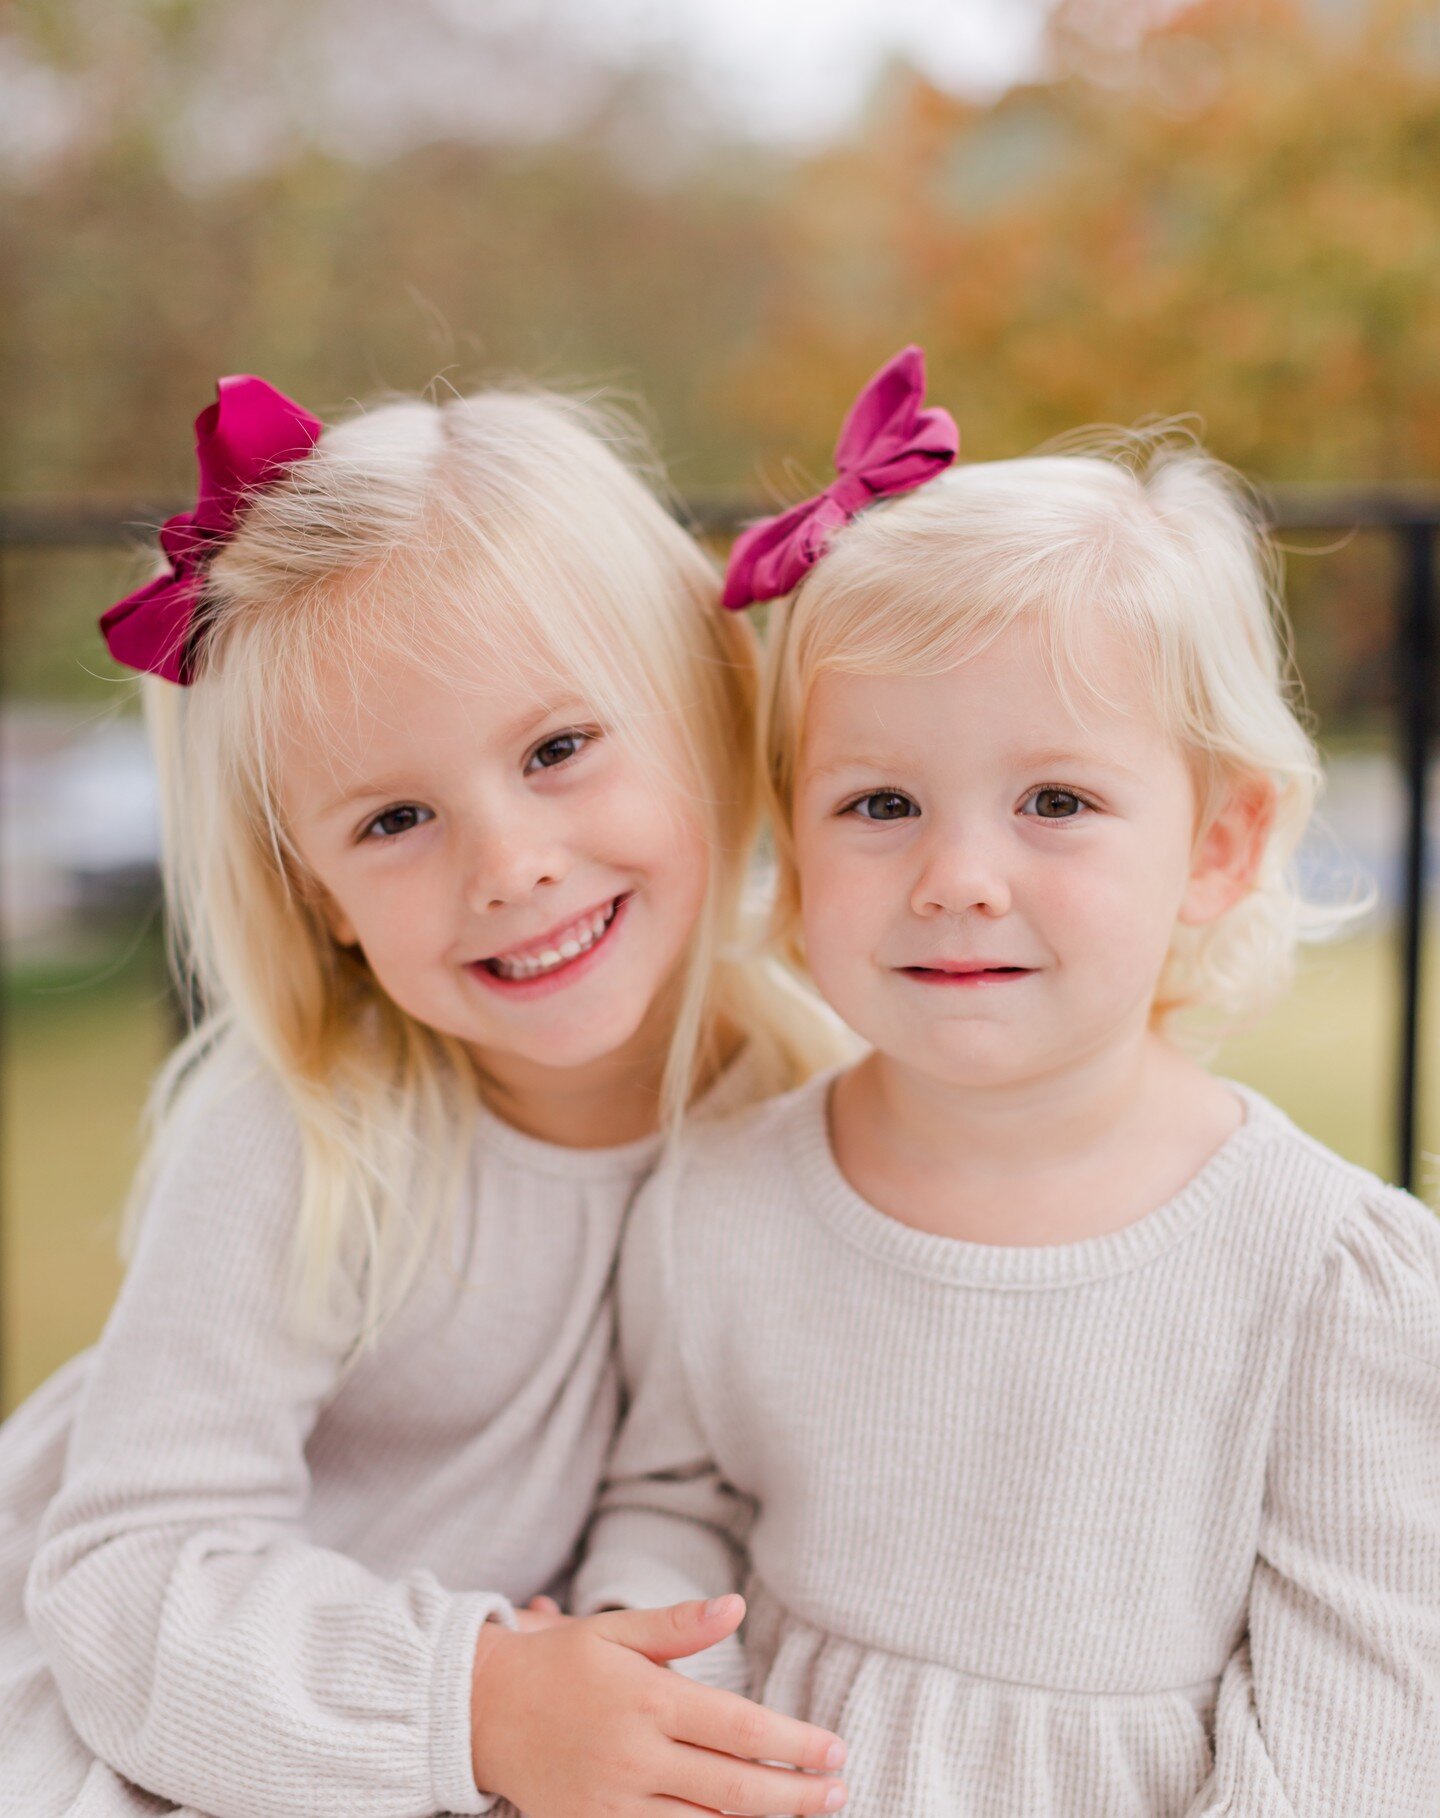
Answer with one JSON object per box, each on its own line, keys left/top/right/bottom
{"left": 575, "top": 1070, "right": 1440, "bottom": 1817}
{"left": 0, "top": 1040, "right": 758, "bottom": 1818}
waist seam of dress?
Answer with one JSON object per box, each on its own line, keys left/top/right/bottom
{"left": 747, "top": 1580, "right": 1223, "bottom": 1704}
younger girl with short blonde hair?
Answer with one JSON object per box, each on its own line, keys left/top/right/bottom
{"left": 577, "top": 349, "right": 1440, "bottom": 1816}
{"left": 0, "top": 377, "right": 850, "bottom": 1818}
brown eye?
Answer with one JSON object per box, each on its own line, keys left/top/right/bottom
{"left": 364, "top": 804, "right": 432, "bottom": 840}
{"left": 526, "top": 730, "right": 592, "bottom": 773}
{"left": 1028, "top": 788, "right": 1084, "bottom": 819}
{"left": 853, "top": 791, "right": 918, "bottom": 822}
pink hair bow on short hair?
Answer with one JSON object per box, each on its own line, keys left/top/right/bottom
{"left": 721, "top": 345, "right": 959, "bottom": 610}
{"left": 100, "top": 375, "right": 323, "bottom": 684}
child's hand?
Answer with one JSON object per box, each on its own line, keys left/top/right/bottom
{"left": 470, "top": 1593, "right": 847, "bottom": 1815}
{"left": 514, "top": 1594, "right": 569, "bottom": 1634}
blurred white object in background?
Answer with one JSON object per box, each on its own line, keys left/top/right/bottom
{"left": 2, "top": 707, "right": 160, "bottom": 961}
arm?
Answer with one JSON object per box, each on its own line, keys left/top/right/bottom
{"left": 27, "top": 1060, "right": 847, "bottom": 1818}
{"left": 572, "top": 1162, "right": 754, "bottom": 1690}
{"left": 24, "top": 1059, "right": 508, "bottom": 1818}
{"left": 1185, "top": 1188, "right": 1440, "bottom": 1816}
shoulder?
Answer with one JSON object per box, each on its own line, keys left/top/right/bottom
{"left": 619, "top": 1074, "right": 832, "bottom": 1344}
{"left": 130, "top": 1031, "right": 304, "bottom": 1265}
{"left": 1307, "top": 1179, "right": 1440, "bottom": 1360}
{"left": 1235, "top": 1085, "right": 1440, "bottom": 1351}
{"left": 675, "top": 1066, "right": 833, "bottom": 1192}
{"left": 1262, "top": 1166, "right": 1440, "bottom": 1487}
{"left": 169, "top": 1028, "right": 296, "bottom": 1129}
{"left": 624, "top": 1069, "right": 832, "bottom": 1262}
{"left": 156, "top": 1033, "right": 300, "bottom": 1176}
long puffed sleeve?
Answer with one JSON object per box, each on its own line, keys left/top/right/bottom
{"left": 571, "top": 1163, "right": 752, "bottom": 1689}
{"left": 1185, "top": 1186, "right": 1440, "bottom": 1816}
{"left": 24, "top": 1057, "right": 511, "bottom": 1818}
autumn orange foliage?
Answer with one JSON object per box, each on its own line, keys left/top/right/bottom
{"left": 718, "top": 0, "right": 1440, "bottom": 484}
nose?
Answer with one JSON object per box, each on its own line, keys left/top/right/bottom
{"left": 909, "top": 820, "right": 1012, "bottom": 919}
{"left": 460, "top": 800, "right": 568, "bottom": 911}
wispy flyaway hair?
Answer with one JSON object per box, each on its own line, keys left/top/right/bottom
{"left": 760, "top": 425, "right": 1351, "bottom": 1030}
{"left": 135, "top": 386, "right": 840, "bottom": 1344}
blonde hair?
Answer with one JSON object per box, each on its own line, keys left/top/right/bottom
{"left": 132, "top": 386, "right": 840, "bottom": 1343}
{"left": 760, "top": 425, "right": 1351, "bottom": 1032}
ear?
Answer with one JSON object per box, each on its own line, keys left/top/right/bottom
{"left": 1178, "top": 775, "right": 1276, "bottom": 927}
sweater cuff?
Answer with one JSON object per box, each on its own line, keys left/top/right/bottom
{"left": 429, "top": 1591, "right": 517, "bottom": 1815}
{"left": 669, "top": 1632, "right": 752, "bottom": 1694}
{"left": 572, "top": 1507, "right": 740, "bottom": 1618}
{"left": 573, "top": 1553, "right": 712, "bottom": 1617}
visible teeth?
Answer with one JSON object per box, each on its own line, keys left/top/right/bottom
{"left": 487, "top": 899, "right": 619, "bottom": 980}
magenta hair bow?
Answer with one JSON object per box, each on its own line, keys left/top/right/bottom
{"left": 100, "top": 375, "right": 324, "bottom": 684}
{"left": 721, "top": 345, "right": 959, "bottom": 611}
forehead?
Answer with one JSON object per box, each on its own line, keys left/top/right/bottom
{"left": 800, "top": 614, "right": 1168, "bottom": 773}
{"left": 272, "top": 623, "right": 586, "bottom": 796}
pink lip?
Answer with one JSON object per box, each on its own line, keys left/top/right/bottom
{"left": 898, "top": 962, "right": 1035, "bottom": 987}
{"left": 468, "top": 894, "right": 631, "bottom": 1000}
{"left": 481, "top": 894, "right": 624, "bottom": 966}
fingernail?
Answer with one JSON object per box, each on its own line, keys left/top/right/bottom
{"left": 704, "top": 1595, "right": 736, "bottom": 1619}
{"left": 825, "top": 1742, "right": 847, "bottom": 1770}
{"left": 824, "top": 1787, "right": 847, "bottom": 1810}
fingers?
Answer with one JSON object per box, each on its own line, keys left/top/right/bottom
{"left": 588, "top": 1594, "right": 746, "bottom": 1663}
{"left": 659, "top": 1742, "right": 847, "bottom": 1815}
{"left": 516, "top": 1594, "right": 567, "bottom": 1631}
{"left": 667, "top": 1682, "right": 847, "bottom": 1777}
{"left": 512, "top": 1606, "right": 569, "bottom": 1634}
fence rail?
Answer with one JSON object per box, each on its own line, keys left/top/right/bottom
{"left": 2, "top": 486, "right": 1435, "bottom": 1192}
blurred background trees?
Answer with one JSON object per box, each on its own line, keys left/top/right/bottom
{"left": 5, "top": 0, "right": 1438, "bottom": 509}
{"left": 6, "top": 0, "right": 1437, "bottom": 707}
{"left": 726, "top": 0, "right": 1440, "bottom": 482}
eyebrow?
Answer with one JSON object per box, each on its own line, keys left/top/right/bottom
{"left": 805, "top": 754, "right": 910, "bottom": 783}
{"left": 316, "top": 696, "right": 588, "bottom": 817}
{"left": 318, "top": 779, "right": 410, "bottom": 818}
{"left": 804, "top": 748, "right": 1147, "bottom": 785}
{"left": 1013, "top": 749, "right": 1147, "bottom": 783}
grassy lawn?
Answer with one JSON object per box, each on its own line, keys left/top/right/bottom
{"left": 2, "top": 939, "right": 172, "bottom": 1414}
{"left": 2, "top": 923, "right": 1436, "bottom": 1415}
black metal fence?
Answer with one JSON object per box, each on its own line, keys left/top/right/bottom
{"left": 2, "top": 488, "right": 1436, "bottom": 1195}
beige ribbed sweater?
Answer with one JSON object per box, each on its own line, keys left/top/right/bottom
{"left": 0, "top": 1039, "right": 757, "bottom": 1818}
{"left": 575, "top": 1069, "right": 1440, "bottom": 1816}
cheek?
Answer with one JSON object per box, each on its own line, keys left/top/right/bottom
{"left": 797, "top": 835, "right": 889, "bottom": 964}
{"left": 1052, "top": 835, "right": 1190, "bottom": 973}
{"left": 664, "top": 815, "right": 712, "bottom": 928}
{"left": 621, "top": 790, "right": 711, "bottom": 941}
{"left": 595, "top": 781, "right": 666, "bottom": 848}
{"left": 328, "top": 861, "right": 451, "bottom": 963}
{"left": 587, "top": 753, "right": 705, "bottom": 880}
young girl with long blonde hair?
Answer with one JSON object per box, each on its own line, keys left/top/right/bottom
{"left": 0, "top": 376, "right": 851, "bottom": 1817}
{"left": 576, "top": 349, "right": 1440, "bottom": 1816}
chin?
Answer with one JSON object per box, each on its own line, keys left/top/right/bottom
{"left": 519, "top": 1008, "right": 652, "bottom": 1074}
{"left": 890, "top": 1031, "right": 1029, "bottom": 1088}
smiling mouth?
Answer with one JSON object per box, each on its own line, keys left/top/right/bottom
{"left": 480, "top": 896, "right": 624, "bottom": 982}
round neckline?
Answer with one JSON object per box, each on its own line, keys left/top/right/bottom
{"left": 788, "top": 1069, "right": 1285, "bottom": 1289}
{"left": 469, "top": 1043, "right": 759, "bottom": 1180}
